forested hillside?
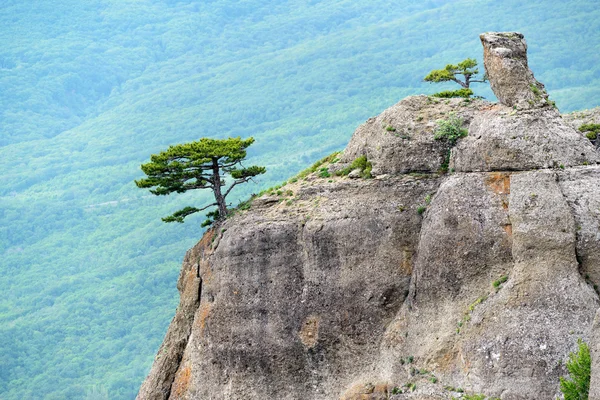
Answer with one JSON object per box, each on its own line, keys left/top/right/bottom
{"left": 1, "top": 0, "right": 599, "bottom": 398}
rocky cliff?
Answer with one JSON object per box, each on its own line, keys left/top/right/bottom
{"left": 137, "top": 33, "right": 600, "bottom": 400}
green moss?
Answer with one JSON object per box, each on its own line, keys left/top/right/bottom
{"left": 579, "top": 123, "right": 600, "bottom": 133}
{"left": 293, "top": 151, "right": 341, "bottom": 180}
{"left": 318, "top": 167, "right": 330, "bottom": 178}
{"left": 456, "top": 295, "right": 488, "bottom": 334}
{"left": 586, "top": 131, "right": 597, "bottom": 140}
{"left": 455, "top": 395, "right": 486, "bottom": 400}
{"left": 468, "top": 295, "right": 487, "bottom": 312}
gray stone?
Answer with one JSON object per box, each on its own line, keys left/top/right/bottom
{"left": 455, "top": 170, "right": 597, "bottom": 399}
{"left": 140, "top": 175, "right": 441, "bottom": 399}
{"left": 340, "top": 95, "right": 488, "bottom": 176}
{"left": 452, "top": 106, "right": 600, "bottom": 172}
{"left": 347, "top": 168, "right": 362, "bottom": 178}
{"left": 591, "top": 309, "right": 600, "bottom": 398}
{"left": 480, "top": 32, "right": 550, "bottom": 109}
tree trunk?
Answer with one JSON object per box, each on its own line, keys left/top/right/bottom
{"left": 211, "top": 158, "right": 228, "bottom": 219}
{"left": 452, "top": 77, "right": 468, "bottom": 89}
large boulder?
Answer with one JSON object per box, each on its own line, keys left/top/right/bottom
{"left": 452, "top": 105, "right": 600, "bottom": 172}
{"left": 340, "top": 95, "right": 487, "bottom": 175}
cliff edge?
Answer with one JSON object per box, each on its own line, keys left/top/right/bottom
{"left": 137, "top": 33, "right": 600, "bottom": 400}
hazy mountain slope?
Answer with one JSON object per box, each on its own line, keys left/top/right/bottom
{"left": 0, "top": 0, "right": 599, "bottom": 398}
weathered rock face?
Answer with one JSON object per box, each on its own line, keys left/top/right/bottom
{"left": 480, "top": 32, "right": 550, "bottom": 109}
{"left": 142, "top": 176, "right": 441, "bottom": 400}
{"left": 452, "top": 105, "right": 600, "bottom": 171}
{"left": 380, "top": 169, "right": 599, "bottom": 399}
{"left": 138, "top": 33, "right": 600, "bottom": 400}
{"left": 340, "top": 96, "right": 487, "bottom": 175}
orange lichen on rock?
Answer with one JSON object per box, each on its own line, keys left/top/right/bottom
{"left": 170, "top": 364, "right": 191, "bottom": 399}
{"left": 485, "top": 172, "right": 511, "bottom": 195}
{"left": 340, "top": 381, "right": 389, "bottom": 400}
{"left": 432, "top": 344, "right": 459, "bottom": 372}
{"left": 196, "top": 302, "right": 213, "bottom": 336}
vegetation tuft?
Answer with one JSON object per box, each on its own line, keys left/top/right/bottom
{"left": 336, "top": 155, "right": 373, "bottom": 179}
{"left": 293, "top": 151, "right": 341, "bottom": 181}
{"left": 492, "top": 275, "right": 508, "bottom": 290}
{"left": 432, "top": 88, "right": 473, "bottom": 98}
{"left": 579, "top": 123, "right": 600, "bottom": 141}
{"left": 434, "top": 113, "right": 468, "bottom": 145}
{"left": 560, "top": 339, "right": 591, "bottom": 400}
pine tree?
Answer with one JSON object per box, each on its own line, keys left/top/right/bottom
{"left": 136, "top": 137, "right": 265, "bottom": 224}
{"left": 424, "top": 58, "right": 487, "bottom": 96}
{"left": 560, "top": 339, "right": 591, "bottom": 400}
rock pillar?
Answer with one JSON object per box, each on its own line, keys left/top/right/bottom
{"left": 480, "top": 32, "right": 550, "bottom": 109}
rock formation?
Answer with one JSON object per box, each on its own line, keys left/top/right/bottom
{"left": 480, "top": 32, "right": 550, "bottom": 109}
{"left": 137, "top": 33, "right": 600, "bottom": 400}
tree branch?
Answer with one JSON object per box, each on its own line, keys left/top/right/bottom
{"left": 196, "top": 202, "right": 218, "bottom": 211}
{"left": 161, "top": 202, "right": 218, "bottom": 223}
{"left": 223, "top": 177, "right": 251, "bottom": 198}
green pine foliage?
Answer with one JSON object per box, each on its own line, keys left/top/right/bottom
{"left": 135, "top": 137, "right": 265, "bottom": 224}
{"left": 424, "top": 58, "right": 487, "bottom": 91}
{"left": 560, "top": 339, "right": 591, "bottom": 400}
{"left": 432, "top": 88, "right": 474, "bottom": 98}
{"left": 424, "top": 58, "right": 478, "bottom": 82}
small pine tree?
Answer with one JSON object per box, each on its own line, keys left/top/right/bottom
{"left": 424, "top": 58, "right": 487, "bottom": 91}
{"left": 560, "top": 339, "right": 591, "bottom": 400}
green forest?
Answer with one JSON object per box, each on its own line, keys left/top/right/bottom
{"left": 1, "top": 0, "right": 599, "bottom": 398}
